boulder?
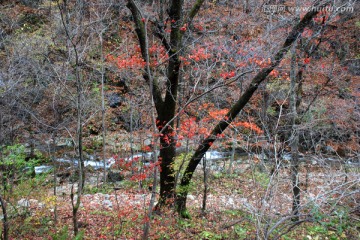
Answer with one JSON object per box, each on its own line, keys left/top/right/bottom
{"left": 102, "top": 200, "right": 113, "bottom": 208}
{"left": 107, "top": 170, "right": 124, "bottom": 182}
{"left": 187, "top": 195, "right": 195, "bottom": 201}
{"left": 107, "top": 93, "right": 122, "bottom": 108}
{"left": 17, "top": 198, "right": 30, "bottom": 208}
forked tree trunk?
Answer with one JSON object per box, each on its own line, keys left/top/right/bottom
{"left": 127, "top": 0, "right": 205, "bottom": 208}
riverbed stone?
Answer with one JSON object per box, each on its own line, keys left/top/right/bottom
{"left": 17, "top": 198, "right": 30, "bottom": 208}
{"left": 102, "top": 199, "right": 113, "bottom": 208}
{"left": 107, "top": 170, "right": 124, "bottom": 182}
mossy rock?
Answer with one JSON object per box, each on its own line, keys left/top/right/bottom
{"left": 107, "top": 170, "right": 124, "bottom": 182}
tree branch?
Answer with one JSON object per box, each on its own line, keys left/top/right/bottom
{"left": 127, "top": 0, "right": 164, "bottom": 108}
{"left": 177, "top": 2, "right": 327, "bottom": 214}
{"left": 185, "top": 0, "right": 205, "bottom": 26}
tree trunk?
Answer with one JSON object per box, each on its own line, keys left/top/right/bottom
{"left": 142, "top": 101, "right": 159, "bottom": 240}
{"left": 290, "top": 43, "right": 301, "bottom": 221}
{"left": 228, "top": 130, "right": 237, "bottom": 174}
{"left": 157, "top": 127, "right": 177, "bottom": 206}
{"left": 127, "top": 0, "right": 188, "bottom": 208}
{"left": 0, "top": 194, "right": 8, "bottom": 240}
{"left": 58, "top": 0, "right": 85, "bottom": 235}
{"left": 202, "top": 155, "right": 208, "bottom": 215}
{"left": 99, "top": 30, "right": 107, "bottom": 184}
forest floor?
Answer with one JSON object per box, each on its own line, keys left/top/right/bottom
{"left": 5, "top": 160, "right": 360, "bottom": 240}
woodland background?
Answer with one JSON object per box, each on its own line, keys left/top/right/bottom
{"left": 0, "top": 0, "right": 359, "bottom": 239}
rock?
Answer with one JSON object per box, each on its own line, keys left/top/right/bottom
{"left": 38, "top": 202, "right": 45, "bottom": 209}
{"left": 144, "top": 138, "right": 152, "bottom": 147}
{"left": 108, "top": 93, "right": 122, "bottom": 108}
{"left": 17, "top": 198, "right": 30, "bottom": 208}
{"left": 282, "top": 153, "right": 292, "bottom": 161}
{"left": 25, "top": 199, "right": 45, "bottom": 209}
{"left": 103, "top": 194, "right": 110, "bottom": 200}
{"left": 227, "top": 197, "right": 234, "bottom": 206}
{"left": 107, "top": 170, "right": 124, "bottom": 182}
{"left": 56, "top": 138, "right": 74, "bottom": 148}
{"left": 187, "top": 195, "right": 195, "bottom": 201}
{"left": 102, "top": 200, "right": 113, "bottom": 208}
{"left": 34, "top": 166, "right": 53, "bottom": 175}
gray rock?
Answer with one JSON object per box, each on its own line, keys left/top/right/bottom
{"left": 35, "top": 165, "right": 53, "bottom": 174}
{"left": 17, "top": 198, "right": 30, "bottom": 208}
{"left": 102, "top": 200, "right": 113, "bottom": 208}
{"left": 108, "top": 93, "right": 122, "bottom": 108}
{"left": 107, "top": 170, "right": 124, "bottom": 182}
{"left": 227, "top": 197, "right": 234, "bottom": 206}
{"left": 187, "top": 195, "right": 195, "bottom": 201}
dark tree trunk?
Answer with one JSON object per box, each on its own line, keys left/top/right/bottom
{"left": 157, "top": 126, "right": 177, "bottom": 206}
{"left": 202, "top": 156, "right": 208, "bottom": 215}
{"left": 0, "top": 194, "right": 8, "bottom": 240}
{"left": 127, "top": 0, "right": 205, "bottom": 209}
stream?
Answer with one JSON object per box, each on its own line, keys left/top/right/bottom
{"left": 33, "top": 151, "right": 359, "bottom": 174}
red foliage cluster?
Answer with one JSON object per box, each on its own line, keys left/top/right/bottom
{"left": 107, "top": 42, "right": 171, "bottom": 69}
{"left": 106, "top": 53, "right": 145, "bottom": 70}
{"left": 180, "top": 47, "right": 211, "bottom": 65}
{"left": 149, "top": 43, "right": 168, "bottom": 67}
{"left": 249, "top": 56, "right": 272, "bottom": 68}
{"left": 220, "top": 71, "right": 235, "bottom": 79}
{"left": 269, "top": 69, "right": 280, "bottom": 78}
{"left": 178, "top": 117, "right": 198, "bottom": 139}
{"left": 113, "top": 155, "right": 161, "bottom": 182}
{"left": 234, "top": 121, "right": 264, "bottom": 135}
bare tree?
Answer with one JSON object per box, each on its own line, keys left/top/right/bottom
{"left": 176, "top": 2, "right": 329, "bottom": 216}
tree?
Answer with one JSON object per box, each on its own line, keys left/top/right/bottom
{"left": 176, "top": 2, "right": 330, "bottom": 216}
{"left": 127, "top": 0, "right": 206, "bottom": 207}
{"left": 124, "top": 0, "right": 336, "bottom": 215}
{"left": 56, "top": 0, "right": 99, "bottom": 234}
